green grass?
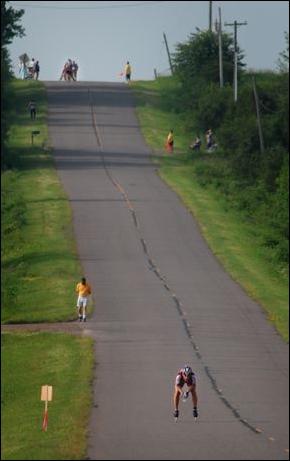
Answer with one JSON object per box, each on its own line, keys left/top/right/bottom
{"left": 131, "top": 77, "right": 289, "bottom": 342}
{"left": 1, "top": 76, "right": 288, "bottom": 460}
{"left": 1, "top": 332, "right": 94, "bottom": 460}
{"left": 1, "top": 80, "right": 84, "bottom": 323}
{"left": 158, "top": 165, "right": 288, "bottom": 338}
{"left": 1, "top": 79, "right": 93, "bottom": 460}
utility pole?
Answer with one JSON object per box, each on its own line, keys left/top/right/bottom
{"left": 224, "top": 19, "right": 247, "bottom": 102}
{"left": 209, "top": 1, "right": 213, "bottom": 31}
{"left": 218, "top": 7, "right": 223, "bottom": 88}
{"left": 163, "top": 32, "right": 173, "bottom": 74}
{"left": 252, "top": 76, "right": 265, "bottom": 154}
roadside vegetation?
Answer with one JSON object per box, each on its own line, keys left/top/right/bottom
{"left": 1, "top": 79, "right": 94, "bottom": 460}
{"left": 131, "top": 30, "right": 289, "bottom": 343}
{"left": 1, "top": 2, "right": 288, "bottom": 459}
{"left": 131, "top": 73, "right": 289, "bottom": 342}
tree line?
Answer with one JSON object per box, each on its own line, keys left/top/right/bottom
{"left": 1, "top": 1, "right": 25, "bottom": 167}
{"left": 168, "top": 29, "right": 289, "bottom": 266}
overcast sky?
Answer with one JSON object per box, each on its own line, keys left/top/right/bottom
{"left": 8, "top": 1, "right": 289, "bottom": 82}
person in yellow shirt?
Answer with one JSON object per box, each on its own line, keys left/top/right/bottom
{"left": 76, "top": 277, "right": 92, "bottom": 322}
{"left": 167, "top": 129, "right": 174, "bottom": 152}
{"left": 125, "top": 61, "right": 131, "bottom": 83}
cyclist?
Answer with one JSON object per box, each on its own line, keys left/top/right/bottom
{"left": 173, "top": 365, "right": 198, "bottom": 420}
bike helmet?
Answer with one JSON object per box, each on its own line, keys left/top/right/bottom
{"left": 184, "top": 365, "right": 192, "bottom": 376}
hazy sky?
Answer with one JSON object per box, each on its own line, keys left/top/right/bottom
{"left": 8, "top": 1, "right": 289, "bottom": 82}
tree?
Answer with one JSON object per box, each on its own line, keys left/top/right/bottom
{"left": 277, "top": 31, "right": 289, "bottom": 73}
{"left": 172, "top": 29, "right": 245, "bottom": 89}
{"left": 1, "top": 1, "right": 25, "bottom": 46}
{"left": 1, "top": 1, "right": 25, "bottom": 169}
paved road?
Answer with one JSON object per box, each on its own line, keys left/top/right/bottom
{"left": 45, "top": 81, "right": 288, "bottom": 460}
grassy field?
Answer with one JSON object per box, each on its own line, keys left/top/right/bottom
{"left": 1, "top": 77, "right": 288, "bottom": 460}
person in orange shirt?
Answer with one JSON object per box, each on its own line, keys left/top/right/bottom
{"left": 76, "top": 277, "right": 92, "bottom": 322}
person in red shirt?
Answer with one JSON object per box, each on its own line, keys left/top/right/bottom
{"left": 173, "top": 365, "right": 198, "bottom": 421}
{"left": 76, "top": 277, "right": 92, "bottom": 322}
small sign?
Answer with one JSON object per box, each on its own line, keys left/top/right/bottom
{"left": 41, "top": 385, "right": 53, "bottom": 431}
{"left": 31, "top": 131, "right": 40, "bottom": 145}
{"left": 41, "top": 385, "right": 53, "bottom": 401}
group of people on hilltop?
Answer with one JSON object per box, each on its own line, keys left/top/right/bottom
{"left": 59, "top": 59, "right": 79, "bottom": 81}
{"left": 19, "top": 57, "right": 40, "bottom": 80}
{"left": 19, "top": 58, "right": 131, "bottom": 83}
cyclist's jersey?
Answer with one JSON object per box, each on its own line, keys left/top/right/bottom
{"left": 175, "top": 369, "right": 196, "bottom": 387}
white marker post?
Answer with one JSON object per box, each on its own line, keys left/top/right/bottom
{"left": 41, "top": 385, "right": 53, "bottom": 431}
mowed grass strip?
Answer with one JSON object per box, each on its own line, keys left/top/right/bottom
{"left": 2, "top": 80, "right": 83, "bottom": 323}
{"left": 1, "top": 80, "right": 94, "bottom": 461}
{"left": 1, "top": 332, "right": 94, "bottom": 461}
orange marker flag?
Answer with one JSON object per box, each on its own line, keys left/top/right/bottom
{"left": 42, "top": 409, "right": 48, "bottom": 430}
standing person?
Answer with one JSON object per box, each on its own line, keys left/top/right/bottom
{"left": 76, "top": 277, "right": 92, "bottom": 322}
{"left": 19, "top": 62, "right": 27, "bottom": 79}
{"left": 206, "top": 129, "right": 217, "bottom": 152}
{"left": 28, "top": 58, "right": 35, "bottom": 73}
{"left": 28, "top": 99, "right": 37, "bottom": 118}
{"left": 173, "top": 365, "right": 198, "bottom": 421}
{"left": 206, "top": 129, "right": 213, "bottom": 150}
{"left": 124, "top": 61, "right": 131, "bottom": 83}
{"left": 166, "top": 129, "right": 174, "bottom": 152}
{"left": 72, "top": 60, "right": 78, "bottom": 81}
{"left": 34, "top": 60, "right": 40, "bottom": 80}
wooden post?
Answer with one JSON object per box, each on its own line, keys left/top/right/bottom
{"left": 31, "top": 130, "right": 40, "bottom": 145}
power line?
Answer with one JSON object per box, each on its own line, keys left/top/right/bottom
{"left": 11, "top": 1, "right": 166, "bottom": 9}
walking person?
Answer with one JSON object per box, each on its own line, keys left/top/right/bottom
{"left": 76, "top": 277, "right": 92, "bottom": 322}
{"left": 124, "top": 61, "right": 131, "bottom": 83}
{"left": 28, "top": 99, "right": 37, "bottom": 118}
{"left": 173, "top": 365, "right": 198, "bottom": 421}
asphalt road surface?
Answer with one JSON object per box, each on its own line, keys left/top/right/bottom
{"left": 45, "top": 81, "right": 288, "bottom": 460}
